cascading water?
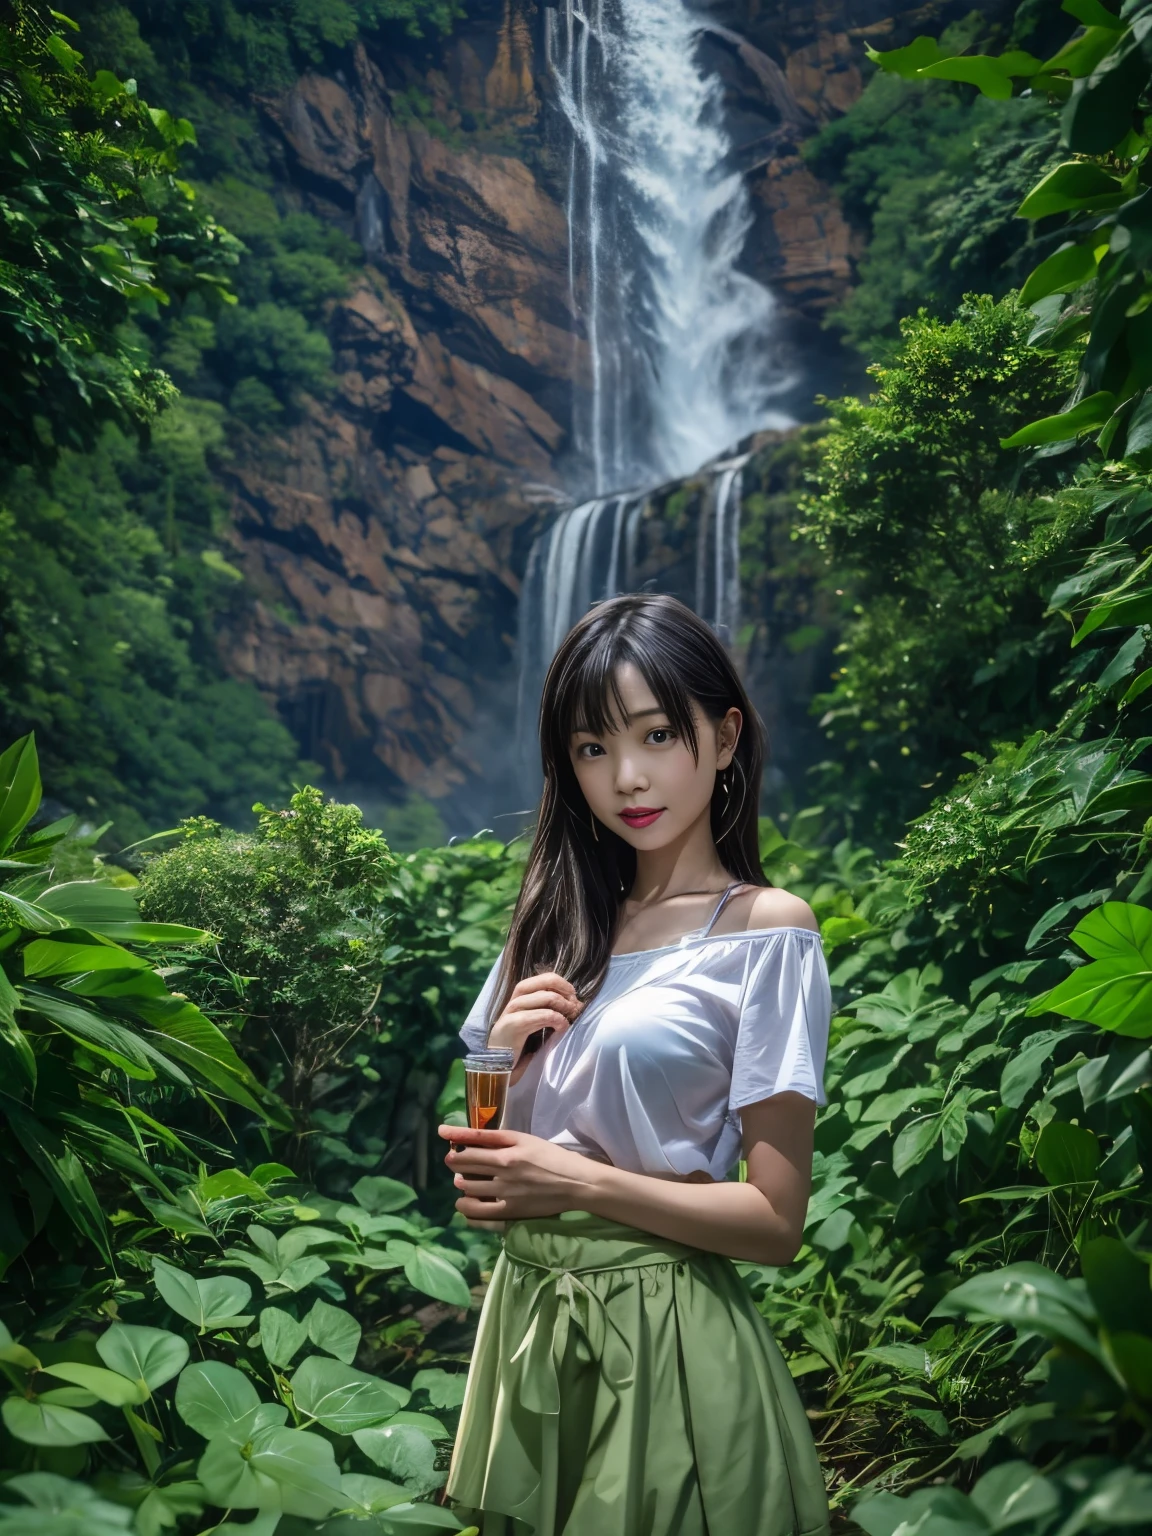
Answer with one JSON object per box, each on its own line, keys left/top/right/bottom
{"left": 546, "top": 0, "right": 790, "bottom": 493}
{"left": 515, "top": 0, "right": 792, "bottom": 768}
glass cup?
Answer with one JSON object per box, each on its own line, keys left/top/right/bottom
{"left": 451, "top": 1050, "right": 515, "bottom": 1209}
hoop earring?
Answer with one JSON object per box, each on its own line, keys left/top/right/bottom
{"left": 717, "top": 758, "right": 749, "bottom": 841}
{"left": 590, "top": 810, "right": 599, "bottom": 843}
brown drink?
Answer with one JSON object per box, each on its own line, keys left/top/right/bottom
{"left": 454, "top": 1051, "right": 516, "bottom": 1194}
{"left": 466, "top": 1064, "right": 511, "bottom": 1130}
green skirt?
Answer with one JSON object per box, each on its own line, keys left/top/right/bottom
{"left": 446, "top": 1211, "right": 830, "bottom": 1536}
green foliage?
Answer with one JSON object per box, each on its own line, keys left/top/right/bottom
{"left": 870, "top": 0, "right": 1152, "bottom": 455}
{"left": 0, "top": 1164, "right": 481, "bottom": 1532}
{"left": 138, "top": 792, "right": 523, "bottom": 1199}
{"left": 796, "top": 296, "right": 1077, "bottom": 832}
{"left": 137, "top": 788, "right": 398, "bottom": 1122}
{"left": 806, "top": 73, "right": 1059, "bottom": 357}
{"left": 0, "top": 2, "right": 241, "bottom": 468}
{"left": 0, "top": 733, "right": 274, "bottom": 1276}
{"left": 0, "top": 419, "right": 305, "bottom": 843}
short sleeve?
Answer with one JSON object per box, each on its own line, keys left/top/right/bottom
{"left": 458, "top": 951, "right": 506, "bottom": 1052}
{"left": 729, "top": 931, "right": 831, "bottom": 1113}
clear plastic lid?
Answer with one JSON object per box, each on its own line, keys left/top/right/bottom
{"left": 463, "top": 1049, "right": 514, "bottom": 1071}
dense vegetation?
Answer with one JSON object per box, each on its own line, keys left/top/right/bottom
{"left": 0, "top": 0, "right": 462, "bottom": 842}
{"left": 731, "top": 4, "right": 1152, "bottom": 1531}
{"left": 5, "top": 0, "right": 1152, "bottom": 1534}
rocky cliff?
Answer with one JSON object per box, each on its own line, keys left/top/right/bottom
{"left": 219, "top": 0, "right": 999, "bottom": 823}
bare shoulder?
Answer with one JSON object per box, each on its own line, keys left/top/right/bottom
{"left": 746, "top": 885, "right": 819, "bottom": 934}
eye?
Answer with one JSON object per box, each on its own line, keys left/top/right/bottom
{"left": 645, "top": 727, "right": 675, "bottom": 746}
{"left": 575, "top": 741, "right": 605, "bottom": 759}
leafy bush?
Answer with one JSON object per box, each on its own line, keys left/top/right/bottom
{"left": 0, "top": 1159, "right": 484, "bottom": 1533}
{"left": 140, "top": 803, "right": 524, "bottom": 1197}
{"left": 138, "top": 789, "right": 398, "bottom": 1127}
{"left": 0, "top": 3, "right": 240, "bottom": 468}
{"left": 0, "top": 733, "right": 276, "bottom": 1275}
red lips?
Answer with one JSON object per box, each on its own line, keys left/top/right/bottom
{"left": 619, "top": 806, "right": 665, "bottom": 828}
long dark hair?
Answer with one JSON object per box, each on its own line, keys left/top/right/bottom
{"left": 491, "top": 594, "right": 766, "bottom": 1026}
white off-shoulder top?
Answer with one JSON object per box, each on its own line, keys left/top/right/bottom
{"left": 457, "top": 911, "right": 831, "bottom": 1181}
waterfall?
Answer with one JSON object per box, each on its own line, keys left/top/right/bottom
{"left": 515, "top": 456, "right": 749, "bottom": 746}
{"left": 545, "top": 0, "right": 790, "bottom": 494}
{"left": 515, "top": 2, "right": 789, "bottom": 763}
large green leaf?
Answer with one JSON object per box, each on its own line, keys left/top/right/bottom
{"left": 174, "top": 1360, "right": 275, "bottom": 1440}
{"left": 2, "top": 1394, "right": 108, "bottom": 1446}
{"left": 1062, "top": 23, "right": 1149, "bottom": 154}
{"left": 375, "top": 1504, "right": 469, "bottom": 1533}
{"left": 38, "top": 1361, "right": 147, "bottom": 1407}
{"left": 864, "top": 36, "right": 944, "bottom": 77}
{"left": 1081, "top": 1237, "right": 1152, "bottom": 1336}
{"left": 0, "top": 1473, "right": 134, "bottom": 1536}
{"left": 929, "top": 1263, "right": 1103, "bottom": 1361}
{"left": 1000, "top": 391, "right": 1117, "bottom": 449}
{"left": 290, "top": 1355, "right": 409, "bottom": 1433}
{"left": 22, "top": 938, "right": 151, "bottom": 977}
{"left": 19, "top": 986, "right": 190, "bottom": 1084}
{"left": 1035, "top": 1122, "right": 1101, "bottom": 1186}
{"left": 394, "top": 1244, "right": 473, "bottom": 1309}
{"left": 916, "top": 54, "right": 1031, "bottom": 99}
{"left": 153, "top": 1258, "right": 253, "bottom": 1332}
{"left": 259, "top": 1306, "right": 309, "bottom": 1368}
{"left": 337, "top": 1472, "right": 411, "bottom": 1516}
{"left": 0, "top": 736, "right": 42, "bottom": 856}
{"left": 893, "top": 1114, "right": 942, "bottom": 1177}
{"left": 1028, "top": 902, "right": 1152, "bottom": 1036}
{"left": 35, "top": 881, "right": 208, "bottom": 944}
{"left": 306, "top": 1297, "right": 361, "bottom": 1364}
{"left": 969, "top": 1462, "right": 1059, "bottom": 1530}
{"left": 1073, "top": 584, "right": 1152, "bottom": 644}
{"left": 96, "top": 1324, "right": 189, "bottom": 1393}
{"left": 352, "top": 1422, "right": 445, "bottom": 1498}
{"left": 411, "top": 1367, "right": 467, "bottom": 1411}
{"left": 0, "top": 890, "right": 69, "bottom": 933}
{"left": 1019, "top": 242, "right": 1102, "bottom": 306}
{"left": 197, "top": 1424, "right": 343, "bottom": 1519}
{"left": 351, "top": 1176, "right": 417, "bottom": 1214}
{"left": 1016, "top": 162, "right": 1127, "bottom": 218}
{"left": 4, "top": 1105, "right": 108, "bottom": 1256}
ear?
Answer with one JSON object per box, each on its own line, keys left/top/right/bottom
{"left": 715, "top": 707, "right": 742, "bottom": 771}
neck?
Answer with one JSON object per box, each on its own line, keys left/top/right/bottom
{"left": 629, "top": 804, "right": 728, "bottom": 905}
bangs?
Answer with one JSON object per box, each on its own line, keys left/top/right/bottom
{"left": 548, "top": 608, "right": 702, "bottom": 760}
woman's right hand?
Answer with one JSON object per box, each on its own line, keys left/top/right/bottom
{"left": 487, "top": 971, "right": 583, "bottom": 1070}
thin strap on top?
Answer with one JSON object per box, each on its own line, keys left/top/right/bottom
{"left": 700, "top": 882, "right": 746, "bottom": 939}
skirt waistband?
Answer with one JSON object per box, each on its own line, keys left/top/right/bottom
{"left": 502, "top": 1210, "right": 704, "bottom": 1276}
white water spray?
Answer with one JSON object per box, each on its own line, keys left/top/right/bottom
{"left": 546, "top": 0, "right": 790, "bottom": 493}
{"left": 514, "top": 2, "right": 789, "bottom": 777}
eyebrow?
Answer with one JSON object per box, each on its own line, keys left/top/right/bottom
{"left": 571, "top": 707, "right": 666, "bottom": 734}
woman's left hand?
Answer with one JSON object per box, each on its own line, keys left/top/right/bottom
{"left": 437, "top": 1124, "right": 595, "bottom": 1222}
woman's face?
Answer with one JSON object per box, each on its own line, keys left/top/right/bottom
{"left": 569, "top": 664, "right": 741, "bottom": 851}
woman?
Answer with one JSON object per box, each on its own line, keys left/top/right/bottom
{"left": 438, "top": 594, "right": 830, "bottom": 1536}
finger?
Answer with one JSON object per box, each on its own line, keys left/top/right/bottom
{"left": 513, "top": 1008, "right": 573, "bottom": 1036}
{"left": 507, "top": 990, "right": 583, "bottom": 1019}
{"left": 438, "top": 1124, "right": 518, "bottom": 1146}
{"left": 513, "top": 972, "right": 578, "bottom": 1000}
{"left": 448, "top": 1150, "right": 505, "bottom": 1175}
{"left": 455, "top": 1175, "right": 508, "bottom": 1197}
{"left": 457, "top": 1195, "right": 509, "bottom": 1220}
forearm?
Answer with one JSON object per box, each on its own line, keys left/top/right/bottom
{"left": 575, "top": 1161, "right": 801, "bottom": 1266}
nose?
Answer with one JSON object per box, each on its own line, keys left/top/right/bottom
{"left": 614, "top": 750, "right": 649, "bottom": 797}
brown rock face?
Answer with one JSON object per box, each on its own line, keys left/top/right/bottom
{"left": 225, "top": 9, "right": 573, "bottom": 805}
{"left": 219, "top": 0, "right": 1005, "bottom": 817}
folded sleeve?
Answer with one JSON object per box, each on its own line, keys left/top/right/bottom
{"left": 458, "top": 950, "right": 506, "bottom": 1052}
{"left": 729, "top": 930, "right": 831, "bottom": 1113}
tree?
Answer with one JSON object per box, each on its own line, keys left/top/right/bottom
{"left": 0, "top": 0, "right": 240, "bottom": 468}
